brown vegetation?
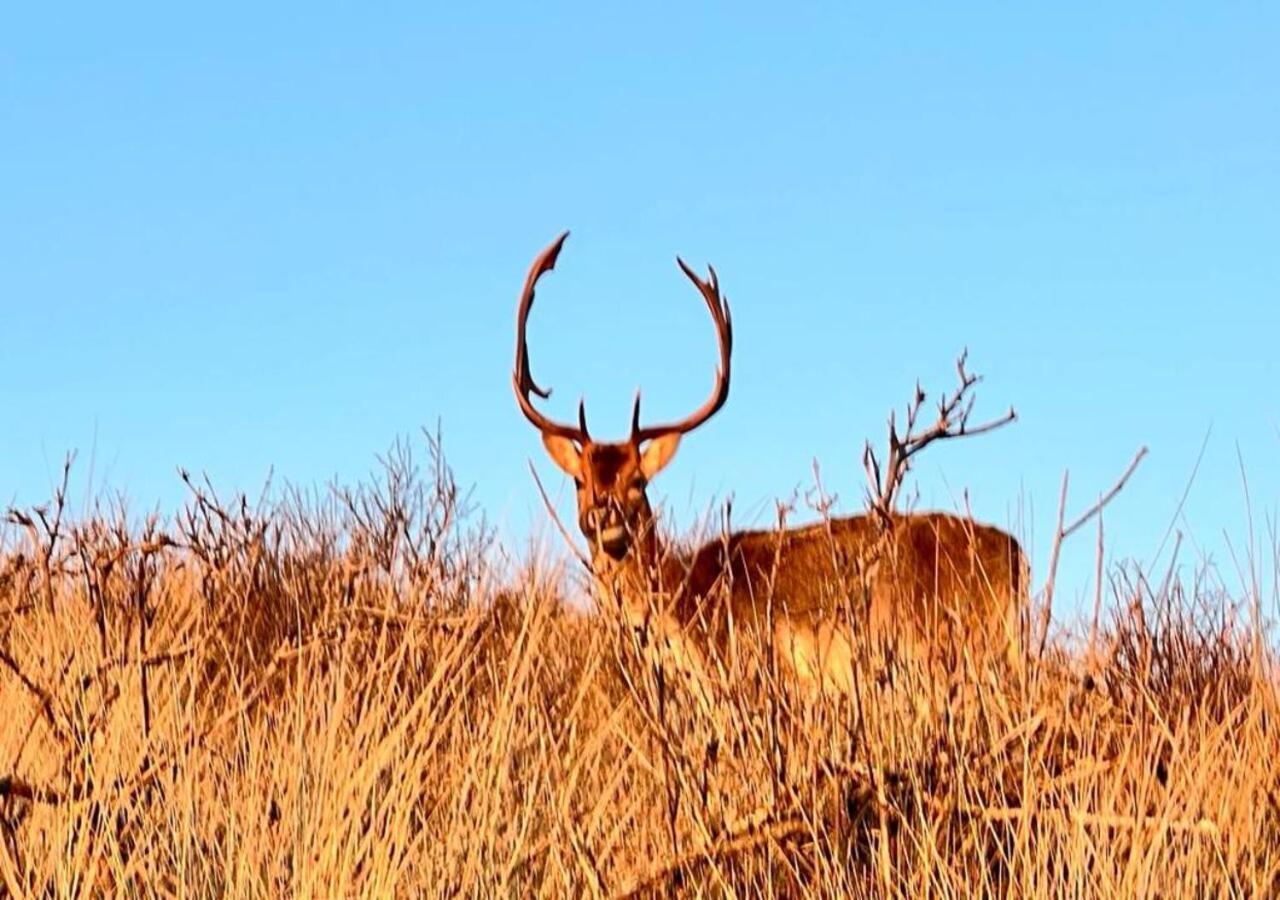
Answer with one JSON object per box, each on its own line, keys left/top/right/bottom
{"left": 2, "top": 435, "right": 1276, "bottom": 897}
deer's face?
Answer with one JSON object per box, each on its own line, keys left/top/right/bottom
{"left": 541, "top": 434, "right": 681, "bottom": 563}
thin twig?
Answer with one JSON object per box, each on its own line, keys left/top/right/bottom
{"left": 0, "top": 775, "right": 64, "bottom": 805}
{"left": 528, "top": 460, "right": 590, "bottom": 570}
{"left": 1039, "top": 445, "right": 1148, "bottom": 660}
{"left": 934, "top": 796, "right": 1218, "bottom": 836}
{"left": 611, "top": 810, "right": 809, "bottom": 899}
{"left": 0, "top": 649, "right": 66, "bottom": 746}
{"left": 1061, "top": 446, "right": 1149, "bottom": 540}
{"left": 1089, "top": 501, "right": 1105, "bottom": 666}
{"left": 1038, "top": 472, "right": 1071, "bottom": 661}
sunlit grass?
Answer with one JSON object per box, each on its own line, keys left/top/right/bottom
{"left": 2, "top": 439, "right": 1276, "bottom": 897}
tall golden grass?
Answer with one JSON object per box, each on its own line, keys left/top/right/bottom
{"left": 2, "top": 436, "right": 1276, "bottom": 897}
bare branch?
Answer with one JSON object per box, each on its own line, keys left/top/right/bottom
{"left": 1062, "top": 446, "right": 1149, "bottom": 540}
{"left": 0, "top": 774, "right": 66, "bottom": 805}
{"left": 1038, "top": 445, "right": 1149, "bottom": 660}
{"left": 0, "top": 649, "right": 66, "bottom": 747}
{"left": 864, "top": 349, "right": 1017, "bottom": 527}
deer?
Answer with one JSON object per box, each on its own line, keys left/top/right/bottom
{"left": 513, "top": 231, "right": 1028, "bottom": 698}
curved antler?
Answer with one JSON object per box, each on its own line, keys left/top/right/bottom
{"left": 513, "top": 231, "right": 592, "bottom": 444}
{"left": 631, "top": 258, "right": 733, "bottom": 443}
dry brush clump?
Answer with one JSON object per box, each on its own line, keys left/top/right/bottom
{"left": 1, "top": 435, "right": 1278, "bottom": 897}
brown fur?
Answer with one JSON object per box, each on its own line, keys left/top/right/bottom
{"left": 550, "top": 438, "right": 1027, "bottom": 692}
{"left": 679, "top": 513, "right": 1024, "bottom": 681}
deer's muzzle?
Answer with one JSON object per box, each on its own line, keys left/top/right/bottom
{"left": 599, "top": 524, "right": 629, "bottom": 560}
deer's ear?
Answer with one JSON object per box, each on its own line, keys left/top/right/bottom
{"left": 639, "top": 432, "right": 682, "bottom": 479}
{"left": 541, "top": 434, "right": 583, "bottom": 480}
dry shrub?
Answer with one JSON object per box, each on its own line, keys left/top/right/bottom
{"left": 1, "top": 439, "right": 1277, "bottom": 897}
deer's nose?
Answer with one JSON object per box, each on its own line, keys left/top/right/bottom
{"left": 600, "top": 524, "right": 629, "bottom": 560}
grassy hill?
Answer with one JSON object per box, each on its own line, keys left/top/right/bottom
{"left": 1, "top": 442, "right": 1275, "bottom": 897}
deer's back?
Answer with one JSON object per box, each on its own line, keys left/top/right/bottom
{"left": 672, "top": 511, "right": 1026, "bottom": 656}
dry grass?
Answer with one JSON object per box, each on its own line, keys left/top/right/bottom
{"left": 2, "top": 438, "right": 1277, "bottom": 898}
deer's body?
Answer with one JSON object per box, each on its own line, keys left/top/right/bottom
{"left": 594, "top": 509, "right": 1026, "bottom": 692}
{"left": 513, "top": 231, "right": 1026, "bottom": 695}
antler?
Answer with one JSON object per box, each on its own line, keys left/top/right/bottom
{"left": 862, "top": 349, "right": 1016, "bottom": 527}
{"left": 513, "top": 231, "right": 592, "bottom": 444}
{"left": 631, "top": 259, "right": 734, "bottom": 443}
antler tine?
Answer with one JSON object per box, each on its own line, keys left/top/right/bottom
{"left": 632, "top": 257, "right": 734, "bottom": 443}
{"left": 513, "top": 231, "right": 591, "bottom": 444}
{"left": 630, "top": 390, "right": 642, "bottom": 438}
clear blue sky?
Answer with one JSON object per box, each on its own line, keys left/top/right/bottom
{"left": 4, "top": 5, "right": 1277, "bottom": 616}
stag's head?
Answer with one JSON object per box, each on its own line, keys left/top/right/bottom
{"left": 513, "top": 232, "right": 733, "bottom": 565}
